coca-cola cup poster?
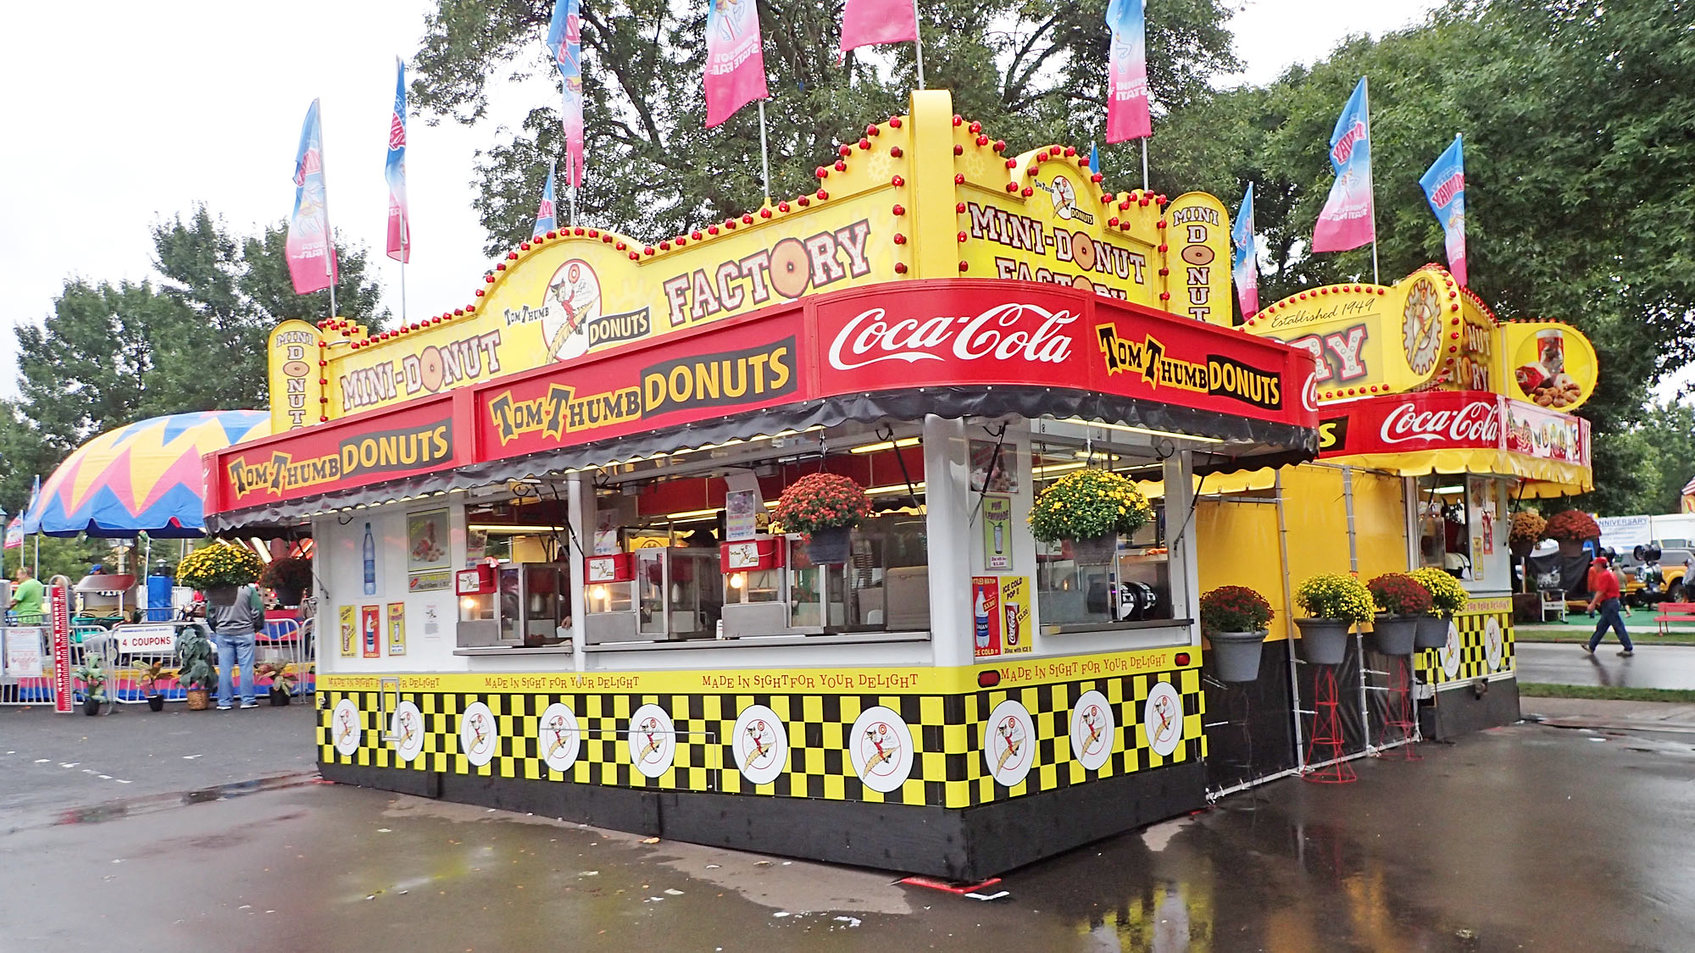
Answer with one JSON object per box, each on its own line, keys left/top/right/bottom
{"left": 972, "top": 576, "right": 1002, "bottom": 659}
{"left": 999, "top": 575, "right": 1032, "bottom": 655}
{"left": 983, "top": 495, "right": 1012, "bottom": 570}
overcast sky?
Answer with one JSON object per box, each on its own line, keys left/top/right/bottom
{"left": 0, "top": 0, "right": 1443, "bottom": 403}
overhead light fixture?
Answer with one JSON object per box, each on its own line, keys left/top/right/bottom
{"left": 1032, "top": 461, "right": 1085, "bottom": 476}
{"left": 467, "top": 523, "right": 566, "bottom": 534}
{"left": 850, "top": 437, "right": 920, "bottom": 454}
{"left": 865, "top": 481, "right": 927, "bottom": 496}
{"left": 1050, "top": 417, "right": 1225, "bottom": 445}
{"left": 1432, "top": 485, "right": 1465, "bottom": 494}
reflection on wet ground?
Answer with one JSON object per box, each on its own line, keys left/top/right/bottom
{"left": 49, "top": 772, "right": 318, "bottom": 828}
{"left": 4, "top": 721, "right": 1693, "bottom": 952}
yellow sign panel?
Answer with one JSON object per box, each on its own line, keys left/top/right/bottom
{"left": 1244, "top": 268, "right": 1463, "bottom": 400}
{"left": 1164, "top": 192, "right": 1233, "bottom": 327}
{"left": 280, "top": 90, "right": 1234, "bottom": 425}
{"left": 267, "top": 320, "right": 325, "bottom": 433}
{"left": 1500, "top": 321, "right": 1597, "bottom": 412}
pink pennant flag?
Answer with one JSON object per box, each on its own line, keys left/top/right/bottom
{"left": 841, "top": 0, "right": 918, "bottom": 54}
{"left": 1312, "top": 78, "right": 1376, "bottom": 253}
{"left": 1105, "top": 0, "right": 1151, "bottom": 143}
{"left": 703, "top": 0, "right": 769, "bottom": 128}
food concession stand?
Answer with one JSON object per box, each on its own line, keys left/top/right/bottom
{"left": 1189, "top": 266, "right": 1594, "bottom": 793}
{"left": 204, "top": 91, "right": 1321, "bottom": 878}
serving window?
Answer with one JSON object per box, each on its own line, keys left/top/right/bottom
{"left": 456, "top": 498, "right": 574, "bottom": 649}
{"left": 1029, "top": 439, "right": 1174, "bottom": 632}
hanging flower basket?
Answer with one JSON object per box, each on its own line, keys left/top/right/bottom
{"left": 175, "top": 542, "right": 265, "bottom": 591}
{"left": 1542, "top": 509, "right": 1599, "bottom": 557}
{"left": 773, "top": 473, "right": 871, "bottom": 565}
{"left": 1293, "top": 573, "right": 1374, "bottom": 665}
{"left": 1410, "top": 567, "right": 1468, "bottom": 649}
{"left": 1200, "top": 586, "right": 1274, "bottom": 683}
{"left": 1028, "top": 469, "right": 1152, "bottom": 559}
{"left": 1509, "top": 511, "right": 1545, "bottom": 557}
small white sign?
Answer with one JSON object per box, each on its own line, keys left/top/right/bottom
{"left": 4, "top": 628, "right": 44, "bottom": 678}
{"left": 115, "top": 624, "right": 179, "bottom": 655}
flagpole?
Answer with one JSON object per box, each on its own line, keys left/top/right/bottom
{"left": 911, "top": 0, "right": 926, "bottom": 89}
{"left": 320, "top": 102, "right": 339, "bottom": 320}
{"left": 1363, "top": 77, "right": 1379, "bottom": 284}
{"left": 1140, "top": 139, "right": 1149, "bottom": 192}
{"left": 757, "top": 100, "right": 772, "bottom": 206}
{"left": 569, "top": 185, "right": 578, "bottom": 228}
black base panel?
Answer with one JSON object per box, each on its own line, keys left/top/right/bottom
{"left": 1202, "top": 641, "right": 1299, "bottom": 792}
{"left": 1419, "top": 678, "right": 1522, "bottom": 740}
{"left": 318, "top": 759, "right": 1206, "bottom": 879}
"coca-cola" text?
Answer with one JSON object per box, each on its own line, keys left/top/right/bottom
{"left": 1379, "top": 400, "right": 1498, "bottom": 445}
{"left": 827, "top": 303, "right": 1076, "bottom": 371}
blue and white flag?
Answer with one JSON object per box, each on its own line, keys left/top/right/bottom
{"left": 547, "top": 0, "right": 586, "bottom": 187}
{"left": 535, "top": 162, "right": 558, "bottom": 236}
{"left": 1231, "top": 183, "right": 1259, "bottom": 320}
{"left": 1418, "top": 134, "right": 1468, "bottom": 286}
{"left": 1312, "top": 77, "right": 1375, "bottom": 253}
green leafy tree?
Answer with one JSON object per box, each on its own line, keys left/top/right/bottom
{"left": 411, "top": 0, "right": 1239, "bottom": 255}
{"left": 1152, "top": 0, "right": 1695, "bottom": 497}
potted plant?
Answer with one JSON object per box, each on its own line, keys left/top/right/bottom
{"left": 1542, "top": 509, "right": 1600, "bottom": 558}
{"left": 256, "top": 661, "right": 297, "bottom": 706}
{"left": 259, "top": 556, "right": 314, "bottom": 607}
{"left": 133, "top": 658, "right": 170, "bottom": 711}
{"left": 175, "top": 625, "right": 218, "bottom": 711}
{"left": 1292, "top": 573, "right": 1374, "bottom": 664}
{"left": 1028, "top": 468, "right": 1153, "bottom": 564}
{"left": 1410, "top": 566, "right": 1468, "bottom": 649}
{"left": 771, "top": 472, "right": 873, "bottom": 564}
{"left": 1199, "top": 585, "right": 1274, "bottom": 682}
{"left": 73, "top": 656, "right": 108, "bottom": 716}
{"left": 175, "top": 542, "right": 266, "bottom": 606}
{"left": 1365, "top": 572, "right": 1433, "bottom": 655}
{"left": 1509, "top": 511, "right": 1546, "bottom": 559}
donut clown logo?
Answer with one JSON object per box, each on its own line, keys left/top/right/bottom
{"left": 458, "top": 701, "right": 498, "bottom": 767}
{"left": 984, "top": 699, "right": 1036, "bottom": 787}
{"left": 390, "top": 700, "right": 424, "bottom": 763}
{"left": 731, "top": 704, "right": 788, "bottom": 786}
{"left": 626, "top": 704, "right": 676, "bottom": 778}
{"left": 1069, "top": 690, "right": 1115, "bottom": 772}
{"left": 1141, "top": 682, "right": 1184, "bottom": 758}
{"left": 332, "top": 698, "right": 363, "bottom": 757}
{"left": 537, "top": 702, "right": 582, "bottom": 773}
{"left": 849, "top": 705, "right": 914, "bottom": 793}
{"left": 541, "top": 258, "right": 601, "bottom": 360}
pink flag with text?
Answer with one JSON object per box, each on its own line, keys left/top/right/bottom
{"left": 1312, "top": 78, "right": 1376, "bottom": 253}
{"left": 1105, "top": 0, "right": 1151, "bottom": 142}
{"left": 840, "top": 0, "right": 918, "bottom": 54}
{"left": 703, "top": 0, "right": 768, "bottom": 128}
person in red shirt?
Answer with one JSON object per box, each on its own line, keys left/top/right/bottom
{"left": 1583, "top": 556, "right": 1634, "bottom": 656}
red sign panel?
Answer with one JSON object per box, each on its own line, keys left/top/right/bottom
{"left": 814, "top": 282, "right": 1302, "bottom": 422}
{"left": 209, "top": 280, "right": 1318, "bottom": 513}
{"left": 1317, "top": 390, "right": 1590, "bottom": 468}
{"left": 50, "top": 585, "right": 71, "bottom": 714}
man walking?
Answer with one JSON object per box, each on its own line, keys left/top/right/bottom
{"left": 207, "top": 583, "right": 266, "bottom": 709}
{"left": 1583, "top": 556, "right": 1634, "bottom": 657}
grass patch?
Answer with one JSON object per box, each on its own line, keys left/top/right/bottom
{"left": 1514, "top": 626, "right": 1695, "bottom": 646}
{"left": 1519, "top": 683, "right": 1695, "bottom": 703}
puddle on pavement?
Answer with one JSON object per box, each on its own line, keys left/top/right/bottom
{"left": 48, "top": 771, "right": 319, "bottom": 828}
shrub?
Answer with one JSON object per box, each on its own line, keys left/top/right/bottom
{"left": 1027, "top": 469, "right": 1153, "bottom": 543}
{"left": 1294, "top": 573, "right": 1375, "bottom": 625}
{"left": 771, "top": 473, "right": 872, "bottom": 536}
{"left": 1199, "top": 586, "right": 1274, "bottom": 634}
{"left": 259, "top": 556, "right": 314, "bottom": 591}
{"left": 1410, "top": 567, "right": 1468, "bottom": 615}
{"left": 1542, "top": 509, "right": 1600, "bottom": 544}
{"left": 1368, "top": 572, "right": 1434, "bottom": 616}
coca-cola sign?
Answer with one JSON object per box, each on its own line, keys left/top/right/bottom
{"left": 1378, "top": 399, "right": 1499, "bottom": 446}
{"left": 827, "top": 303, "right": 1077, "bottom": 371}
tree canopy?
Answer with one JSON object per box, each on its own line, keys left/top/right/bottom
{"left": 411, "top": 0, "right": 1240, "bottom": 255}
{"left": 0, "top": 209, "right": 386, "bottom": 517}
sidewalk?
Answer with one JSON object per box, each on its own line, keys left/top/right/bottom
{"left": 1520, "top": 696, "right": 1695, "bottom": 734}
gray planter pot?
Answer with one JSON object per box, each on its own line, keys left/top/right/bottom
{"left": 1414, "top": 613, "right": 1451, "bottom": 650}
{"left": 1069, "top": 534, "right": 1118, "bottom": 565}
{"left": 1294, "top": 617, "right": 1353, "bottom": 665}
{"left": 1369, "top": 615, "right": 1420, "bottom": 656}
{"left": 1206, "top": 630, "right": 1268, "bottom": 682}
{"left": 805, "top": 526, "right": 851, "bottom": 564}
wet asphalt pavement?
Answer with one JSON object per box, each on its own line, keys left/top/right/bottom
{"left": 1516, "top": 642, "right": 1695, "bottom": 690}
{"left": 4, "top": 700, "right": 1695, "bottom": 952}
